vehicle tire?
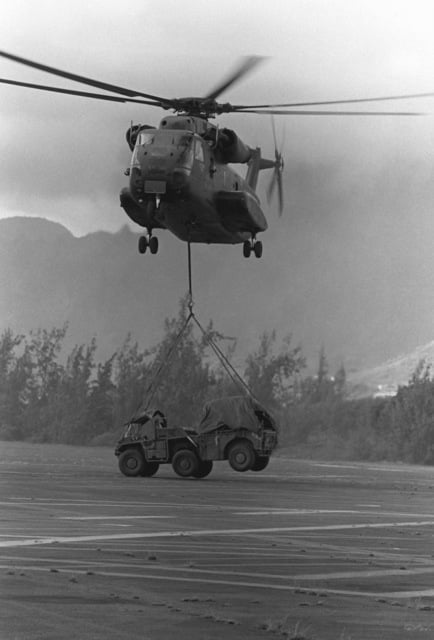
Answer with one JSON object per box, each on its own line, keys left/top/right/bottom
{"left": 192, "top": 460, "right": 213, "bottom": 478}
{"left": 149, "top": 236, "right": 159, "bottom": 254}
{"left": 243, "top": 241, "right": 251, "bottom": 258}
{"left": 251, "top": 455, "right": 269, "bottom": 471}
{"left": 138, "top": 236, "right": 148, "bottom": 254}
{"left": 228, "top": 440, "right": 255, "bottom": 472}
{"left": 172, "top": 449, "right": 199, "bottom": 477}
{"left": 140, "top": 461, "right": 160, "bottom": 477}
{"left": 118, "top": 448, "right": 145, "bottom": 477}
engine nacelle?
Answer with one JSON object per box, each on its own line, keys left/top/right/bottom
{"left": 126, "top": 124, "right": 153, "bottom": 151}
{"left": 216, "top": 128, "right": 252, "bottom": 164}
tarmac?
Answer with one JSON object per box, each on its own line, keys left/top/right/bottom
{"left": 2, "top": 441, "right": 434, "bottom": 639}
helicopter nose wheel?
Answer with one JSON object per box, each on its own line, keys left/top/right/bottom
{"left": 138, "top": 232, "right": 159, "bottom": 255}
{"left": 243, "top": 238, "right": 262, "bottom": 259}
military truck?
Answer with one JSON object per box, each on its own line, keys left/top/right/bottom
{"left": 115, "top": 395, "right": 278, "bottom": 479}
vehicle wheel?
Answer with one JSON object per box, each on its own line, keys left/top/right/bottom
{"left": 172, "top": 449, "right": 199, "bottom": 477}
{"left": 118, "top": 448, "right": 145, "bottom": 477}
{"left": 149, "top": 236, "right": 159, "bottom": 254}
{"left": 251, "top": 455, "right": 269, "bottom": 471}
{"left": 140, "top": 461, "right": 160, "bottom": 477}
{"left": 243, "top": 241, "right": 251, "bottom": 258}
{"left": 228, "top": 440, "right": 255, "bottom": 472}
{"left": 253, "top": 240, "right": 263, "bottom": 259}
{"left": 138, "top": 235, "right": 148, "bottom": 254}
{"left": 192, "top": 460, "right": 213, "bottom": 478}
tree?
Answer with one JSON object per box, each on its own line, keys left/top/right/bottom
{"left": 244, "top": 331, "right": 305, "bottom": 411}
{"left": 87, "top": 355, "right": 116, "bottom": 439}
{"left": 0, "top": 329, "right": 26, "bottom": 439}
{"left": 334, "top": 364, "right": 347, "bottom": 399}
{"left": 384, "top": 360, "right": 434, "bottom": 463}
{"left": 113, "top": 334, "right": 151, "bottom": 426}
{"left": 18, "top": 326, "right": 68, "bottom": 441}
{"left": 54, "top": 341, "right": 96, "bottom": 443}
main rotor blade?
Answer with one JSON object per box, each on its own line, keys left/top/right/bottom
{"left": 205, "top": 56, "right": 264, "bottom": 100}
{"left": 0, "top": 78, "right": 164, "bottom": 105}
{"left": 236, "top": 108, "right": 423, "bottom": 116}
{"left": 232, "top": 92, "right": 434, "bottom": 111}
{"left": 0, "top": 50, "right": 172, "bottom": 105}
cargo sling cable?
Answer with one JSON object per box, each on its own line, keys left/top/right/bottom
{"left": 140, "top": 241, "right": 257, "bottom": 414}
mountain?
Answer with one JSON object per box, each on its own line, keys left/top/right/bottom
{"left": 1, "top": 216, "right": 283, "bottom": 362}
{"left": 2, "top": 215, "right": 434, "bottom": 377}
{"left": 348, "top": 341, "right": 434, "bottom": 397}
{"left": 0, "top": 217, "right": 186, "bottom": 359}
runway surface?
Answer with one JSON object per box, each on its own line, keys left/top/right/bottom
{"left": 2, "top": 441, "right": 434, "bottom": 639}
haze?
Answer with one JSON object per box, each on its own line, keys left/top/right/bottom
{"left": 1, "top": 0, "right": 434, "bottom": 371}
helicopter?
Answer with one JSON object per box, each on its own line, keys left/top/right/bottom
{"left": 0, "top": 51, "right": 432, "bottom": 258}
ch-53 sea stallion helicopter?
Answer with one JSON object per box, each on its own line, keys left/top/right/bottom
{"left": 0, "top": 51, "right": 431, "bottom": 258}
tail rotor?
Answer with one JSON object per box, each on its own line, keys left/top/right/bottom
{"left": 266, "top": 117, "right": 285, "bottom": 216}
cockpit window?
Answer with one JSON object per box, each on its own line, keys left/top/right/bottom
{"left": 194, "top": 138, "right": 205, "bottom": 162}
{"left": 137, "top": 131, "right": 156, "bottom": 146}
{"left": 136, "top": 130, "right": 193, "bottom": 147}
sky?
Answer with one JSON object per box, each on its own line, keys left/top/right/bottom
{"left": 1, "top": 0, "right": 434, "bottom": 371}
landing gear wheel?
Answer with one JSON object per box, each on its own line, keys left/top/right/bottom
{"left": 140, "top": 461, "right": 160, "bottom": 477}
{"left": 253, "top": 240, "right": 263, "bottom": 259}
{"left": 251, "top": 455, "right": 269, "bottom": 471}
{"left": 138, "top": 235, "right": 148, "bottom": 254}
{"left": 149, "top": 236, "right": 159, "bottom": 254}
{"left": 228, "top": 440, "right": 255, "bottom": 472}
{"left": 172, "top": 449, "right": 199, "bottom": 477}
{"left": 118, "top": 448, "right": 145, "bottom": 477}
{"left": 192, "top": 460, "right": 213, "bottom": 479}
{"left": 243, "top": 241, "right": 252, "bottom": 258}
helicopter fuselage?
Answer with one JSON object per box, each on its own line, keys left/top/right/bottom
{"left": 120, "top": 115, "right": 270, "bottom": 246}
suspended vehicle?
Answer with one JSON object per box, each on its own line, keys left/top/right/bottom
{"left": 0, "top": 51, "right": 430, "bottom": 258}
{"left": 115, "top": 396, "right": 278, "bottom": 479}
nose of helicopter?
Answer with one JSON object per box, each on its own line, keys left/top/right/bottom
{"left": 129, "top": 129, "right": 195, "bottom": 201}
{"left": 133, "top": 148, "right": 191, "bottom": 196}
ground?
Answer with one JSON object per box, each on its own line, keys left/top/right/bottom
{"left": 2, "top": 441, "right": 434, "bottom": 639}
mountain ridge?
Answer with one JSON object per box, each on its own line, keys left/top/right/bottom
{"left": 2, "top": 216, "right": 434, "bottom": 387}
{"left": 348, "top": 340, "right": 434, "bottom": 396}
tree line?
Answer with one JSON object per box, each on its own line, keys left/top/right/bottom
{"left": 1, "top": 300, "right": 434, "bottom": 464}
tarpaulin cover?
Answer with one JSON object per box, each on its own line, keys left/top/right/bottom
{"left": 197, "top": 395, "right": 277, "bottom": 435}
{"left": 129, "top": 409, "right": 152, "bottom": 425}
{"left": 129, "top": 408, "right": 168, "bottom": 425}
